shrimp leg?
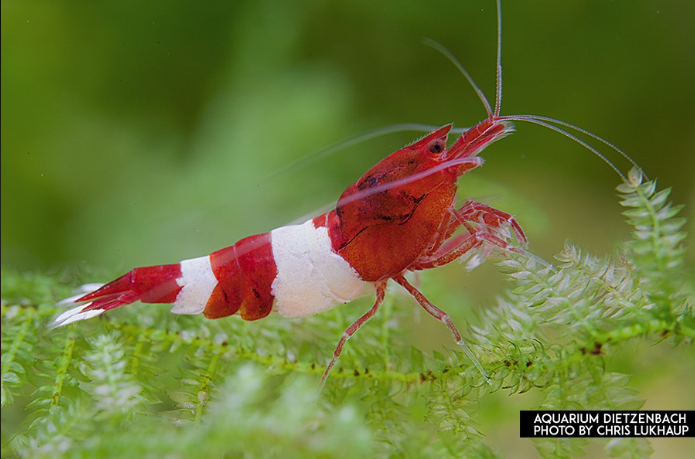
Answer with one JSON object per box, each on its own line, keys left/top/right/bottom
{"left": 321, "top": 280, "right": 388, "bottom": 384}
{"left": 414, "top": 201, "right": 526, "bottom": 271}
{"left": 393, "top": 274, "right": 490, "bottom": 383}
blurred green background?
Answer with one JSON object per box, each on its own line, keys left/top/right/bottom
{"left": 2, "top": 1, "right": 694, "bottom": 457}
{"left": 3, "top": 0, "right": 693, "bottom": 274}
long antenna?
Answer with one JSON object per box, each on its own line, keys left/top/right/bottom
{"left": 264, "top": 123, "right": 466, "bottom": 181}
{"left": 424, "top": 0, "right": 644, "bottom": 181}
{"left": 423, "top": 39, "right": 493, "bottom": 119}
{"left": 494, "top": 0, "right": 503, "bottom": 118}
{"left": 500, "top": 115, "right": 627, "bottom": 181}
{"left": 501, "top": 114, "right": 647, "bottom": 180}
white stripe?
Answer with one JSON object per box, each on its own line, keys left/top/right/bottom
{"left": 270, "top": 220, "right": 372, "bottom": 318}
{"left": 50, "top": 303, "right": 105, "bottom": 328}
{"left": 171, "top": 256, "right": 218, "bottom": 315}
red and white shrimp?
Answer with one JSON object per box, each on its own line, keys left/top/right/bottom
{"left": 52, "top": 0, "right": 640, "bottom": 383}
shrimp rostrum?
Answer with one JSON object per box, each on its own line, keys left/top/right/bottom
{"left": 52, "top": 0, "right": 641, "bottom": 383}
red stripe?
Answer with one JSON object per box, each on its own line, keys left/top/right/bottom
{"left": 206, "top": 233, "right": 277, "bottom": 321}
{"left": 78, "top": 264, "right": 182, "bottom": 307}
{"left": 136, "top": 265, "right": 183, "bottom": 303}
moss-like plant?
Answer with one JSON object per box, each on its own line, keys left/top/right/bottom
{"left": 2, "top": 170, "right": 692, "bottom": 458}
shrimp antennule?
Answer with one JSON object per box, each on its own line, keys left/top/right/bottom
{"left": 426, "top": 0, "right": 642, "bottom": 181}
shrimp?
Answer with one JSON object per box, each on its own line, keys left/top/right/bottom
{"left": 52, "top": 0, "right": 641, "bottom": 384}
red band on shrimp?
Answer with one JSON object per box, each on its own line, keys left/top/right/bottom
{"left": 206, "top": 233, "right": 276, "bottom": 321}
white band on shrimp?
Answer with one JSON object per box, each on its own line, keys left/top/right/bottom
{"left": 271, "top": 220, "right": 371, "bottom": 318}
{"left": 51, "top": 303, "right": 105, "bottom": 328}
{"left": 172, "top": 256, "right": 218, "bottom": 314}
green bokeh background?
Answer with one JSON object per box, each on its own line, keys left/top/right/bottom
{"left": 2, "top": 1, "right": 694, "bottom": 457}
{"left": 3, "top": 0, "right": 693, "bottom": 273}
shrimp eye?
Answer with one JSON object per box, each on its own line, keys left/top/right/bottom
{"left": 427, "top": 139, "right": 446, "bottom": 155}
